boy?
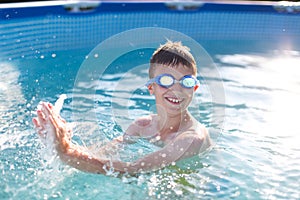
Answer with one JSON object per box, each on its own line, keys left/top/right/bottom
{"left": 33, "top": 41, "right": 211, "bottom": 175}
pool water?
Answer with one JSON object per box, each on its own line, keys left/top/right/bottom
{"left": 1, "top": 38, "right": 300, "bottom": 199}
{"left": 1, "top": 2, "right": 300, "bottom": 200}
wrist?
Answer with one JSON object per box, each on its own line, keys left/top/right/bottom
{"left": 55, "top": 137, "right": 72, "bottom": 154}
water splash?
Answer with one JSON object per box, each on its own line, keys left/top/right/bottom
{"left": 38, "top": 94, "right": 68, "bottom": 160}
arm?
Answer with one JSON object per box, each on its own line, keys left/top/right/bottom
{"left": 58, "top": 131, "right": 204, "bottom": 175}
{"left": 125, "top": 132, "right": 204, "bottom": 173}
{"left": 33, "top": 102, "right": 204, "bottom": 175}
{"left": 122, "top": 115, "right": 152, "bottom": 143}
{"left": 59, "top": 132, "right": 203, "bottom": 175}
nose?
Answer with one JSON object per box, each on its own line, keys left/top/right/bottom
{"left": 170, "top": 81, "right": 182, "bottom": 91}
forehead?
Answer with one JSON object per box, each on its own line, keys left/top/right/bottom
{"left": 153, "top": 64, "right": 196, "bottom": 78}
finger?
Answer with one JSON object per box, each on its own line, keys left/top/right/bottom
{"left": 43, "top": 102, "right": 63, "bottom": 122}
{"left": 37, "top": 110, "right": 45, "bottom": 121}
{"left": 47, "top": 102, "right": 55, "bottom": 114}
{"left": 42, "top": 103, "right": 61, "bottom": 129}
{"left": 48, "top": 115, "right": 61, "bottom": 140}
{"left": 36, "top": 110, "right": 46, "bottom": 128}
{"left": 41, "top": 102, "right": 52, "bottom": 117}
{"left": 45, "top": 102, "right": 67, "bottom": 124}
{"left": 32, "top": 117, "right": 40, "bottom": 127}
{"left": 48, "top": 102, "right": 64, "bottom": 122}
{"left": 48, "top": 102, "right": 54, "bottom": 109}
{"left": 32, "top": 118, "right": 47, "bottom": 138}
{"left": 33, "top": 118, "right": 44, "bottom": 135}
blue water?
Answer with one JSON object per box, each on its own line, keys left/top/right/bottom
{"left": 1, "top": 39, "right": 300, "bottom": 199}
{"left": 1, "top": 3, "right": 300, "bottom": 199}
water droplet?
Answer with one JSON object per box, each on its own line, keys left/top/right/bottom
{"left": 138, "top": 149, "right": 143, "bottom": 154}
{"left": 155, "top": 136, "right": 161, "bottom": 141}
{"left": 51, "top": 53, "right": 56, "bottom": 58}
{"left": 138, "top": 51, "right": 144, "bottom": 57}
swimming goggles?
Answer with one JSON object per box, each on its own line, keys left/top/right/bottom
{"left": 146, "top": 73, "right": 199, "bottom": 89}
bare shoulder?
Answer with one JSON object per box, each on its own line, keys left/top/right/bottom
{"left": 124, "top": 115, "right": 156, "bottom": 140}
{"left": 180, "top": 123, "right": 211, "bottom": 154}
{"left": 167, "top": 129, "right": 210, "bottom": 160}
{"left": 198, "top": 123, "right": 210, "bottom": 139}
{"left": 134, "top": 115, "right": 154, "bottom": 127}
{"left": 196, "top": 123, "right": 212, "bottom": 152}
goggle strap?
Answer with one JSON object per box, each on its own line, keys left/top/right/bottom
{"left": 145, "top": 79, "right": 155, "bottom": 87}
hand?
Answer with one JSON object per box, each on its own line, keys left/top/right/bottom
{"left": 32, "top": 102, "right": 72, "bottom": 153}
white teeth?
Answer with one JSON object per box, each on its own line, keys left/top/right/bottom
{"left": 167, "top": 97, "right": 180, "bottom": 103}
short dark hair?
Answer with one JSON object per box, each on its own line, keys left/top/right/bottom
{"left": 149, "top": 41, "right": 197, "bottom": 78}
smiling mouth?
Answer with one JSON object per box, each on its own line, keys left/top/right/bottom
{"left": 165, "top": 97, "right": 183, "bottom": 104}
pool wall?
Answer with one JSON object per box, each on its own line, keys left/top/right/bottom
{"left": 1, "top": 1, "right": 300, "bottom": 61}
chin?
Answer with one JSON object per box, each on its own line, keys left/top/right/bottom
{"left": 165, "top": 106, "right": 186, "bottom": 116}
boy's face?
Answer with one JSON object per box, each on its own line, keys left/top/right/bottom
{"left": 149, "top": 64, "right": 197, "bottom": 116}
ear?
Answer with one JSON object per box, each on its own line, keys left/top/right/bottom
{"left": 148, "top": 85, "right": 154, "bottom": 95}
{"left": 193, "top": 84, "right": 199, "bottom": 92}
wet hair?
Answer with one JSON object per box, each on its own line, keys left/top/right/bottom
{"left": 149, "top": 41, "right": 197, "bottom": 78}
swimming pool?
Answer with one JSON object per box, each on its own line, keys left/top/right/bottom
{"left": 1, "top": 1, "right": 300, "bottom": 199}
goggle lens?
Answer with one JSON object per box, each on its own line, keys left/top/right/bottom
{"left": 159, "top": 75, "right": 174, "bottom": 87}
{"left": 181, "top": 77, "right": 196, "bottom": 88}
